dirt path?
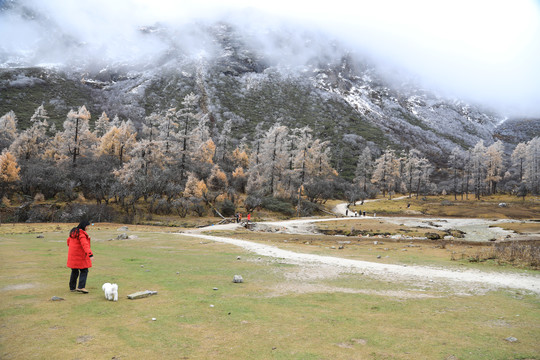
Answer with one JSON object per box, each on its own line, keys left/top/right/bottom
{"left": 181, "top": 198, "right": 539, "bottom": 294}
{"left": 179, "top": 230, "right": 540, "bottom": 295}
{"left": 333, "top": 196, "right": 408, "bottom": 217}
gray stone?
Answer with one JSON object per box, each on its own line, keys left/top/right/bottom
{"left": 127, "top": 290, "right": 158, "bottom": 299}
{"left": 117, "top": 226, "right": 129, "bottom": 231}
{"left": 117, "top": 233, "right": 128, "bottom": 240}
{"left": 233, "top": 275, "right": 243, "bottom": 283}
{"left": 76, "top": 335, "right": 93, "bottom": 344}
{"left": 51, "top": 296, "right": 64, "bottom": 301}
{"left": 36, "top": 234, "right": 44, "bottom": 238}
{"left": 504, "top": 337, "right": 518, "bottom": 343}
{"left": 236, "top": 256, "right": 241, "bottom": 260}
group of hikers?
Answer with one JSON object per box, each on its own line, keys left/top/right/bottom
{"left": 235, "top": 212, "right": 251, "bottom": 223}
{"left": 345, "top": 208, "right": 367, "bottom": 217}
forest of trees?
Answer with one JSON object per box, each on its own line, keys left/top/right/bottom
{"left": 1, "top": 94, "right": 539, "bottom": 222}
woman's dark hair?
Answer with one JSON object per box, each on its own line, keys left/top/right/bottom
{"left": 70, "top": 220, "right": 91, "bottom": 237}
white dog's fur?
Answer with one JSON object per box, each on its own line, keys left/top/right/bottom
{"left": 102, "top": 282, "right": 118, "bottom": 301}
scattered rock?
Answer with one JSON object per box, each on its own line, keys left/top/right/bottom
{"left": 351, "top": 338, "right": 367, "bottom": 345}
{"left": 213, "top": 287, "right": 218, "bottom": 291}
{"left": 233, "top": 275, "right": 243, "bottom": 283}
{"left": 449, "top": 230, "right": 466, "bottom": 238}
{"left": 36, "top": 234, "right": 44, "bottom": 238}
{"left": 127, "top": 290, "right": 157, "bottom": 299}
{"left": 152, "top": 318, "right": 157, "bottom": 321}
{"left": 51, "top": 296, "right": 64, "bottom": 301}
{"left": 236, "top": 256, "right": 241, "bottom": 260}
{"left": 128, "top": 235, "right": 138, "bottom": 239}
{"left": 210, "top": 304, "right": 214, "bottom": 308}
{"left": 377, "top": 255, "right": 382, "bottom": 259}
{"left": 117, "top": 226, "right": 129, "bottom": 231}
{"left": 425, "top": 232, "right": 441, "bottom": 240}
{"left": 176, "top": 271, "right": 180, "bottom": 275}
{"left": 504, "top": 336, "right": 518, "bottom": 343}
{"left": 76, "top": 335, "right": 93, "bottom": 344}
{"left": 117, "top": 233, "right": 128, "bottom": 240}
{"left": 140, "top": 265, "right": 144, "bottom": 268}
{"left": 498, "top": 203, "right": 507, "bottom": 208}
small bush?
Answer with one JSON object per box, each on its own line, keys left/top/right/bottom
{"left": 219, "top": 200, "right": 236, "bottom": 217}
{"left": 469, "top": 241, "right": 540, "bottom": 269}
{"left": 298, "top": 200, "right": 318, "bottom": 217}
{"left": 244, "top": 195, "right": 262, "bottom": 212}
{"left": 261, "top": 197, "right": 295, "bottom": 216}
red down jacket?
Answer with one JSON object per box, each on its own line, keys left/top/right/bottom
{"left": 67, "top": 229, "right": 93, "bottom": 269}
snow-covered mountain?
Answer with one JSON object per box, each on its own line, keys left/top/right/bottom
{"left": 1, "top": 9, "right": 535, "bottom": 177}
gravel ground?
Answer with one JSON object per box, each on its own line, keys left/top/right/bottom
{"left": 180, "top": 227, "right": 540, "bottom": 295}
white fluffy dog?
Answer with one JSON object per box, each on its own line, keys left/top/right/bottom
{"left": 102, "top": 282, "right": 118, "bottom": 301}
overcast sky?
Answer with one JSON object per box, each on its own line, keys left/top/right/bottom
{"left": 1, "top": 0, "right": 539, "bottom": 117}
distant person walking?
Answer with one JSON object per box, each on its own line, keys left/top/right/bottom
{"left": 247, "top": 213, "right": 251, "bottom": 223}
{"left": 67, "top": 220, "right": 93, "bottom": 294}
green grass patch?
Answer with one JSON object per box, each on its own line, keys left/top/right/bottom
{"left": 0, "top": 224, "right": 539, "bottom": 359}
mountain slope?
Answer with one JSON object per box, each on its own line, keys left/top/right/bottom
{"left": 0, "top": 20, "right": 520, "bottom": 177}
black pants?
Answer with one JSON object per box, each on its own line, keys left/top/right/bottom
{"left": 69, "top": 268, "right": 88, "bottom": 290}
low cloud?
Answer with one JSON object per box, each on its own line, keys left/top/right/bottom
{"left": 1, "top": 0, "right": 539, "bottom": 117}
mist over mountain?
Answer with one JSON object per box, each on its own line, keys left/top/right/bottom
{"left": 1, "top": 0, "right": 539, "bottom": 177}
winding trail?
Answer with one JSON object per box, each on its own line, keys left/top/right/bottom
{"left": 179, "top": 231, "right": 540, "bottom": 295}
{"left": 177, "top": 197, "right": 539, "bottom": 294}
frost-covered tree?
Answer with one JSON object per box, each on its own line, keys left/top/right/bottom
{"left": 175, "top": 93, "right": 201, "bottom": 181}
{"left": 114, "top": 140, "right": 166, "bottom": 202}
{"left": 372, "top": 148, "right": 400, "bottom": 198}
{"left": 0, "top": 111, "right": 18, "bottom": 150}
{"left": 96, "top": 120, "right": 138, "bottom": 164}
{"left": 93, "top": 112, "right": 111, "bottom": 137}
{"left": 470, "top": 140, "right": 487, "bottom": 199}
{"left": 511, "top": 142, "right": 528, "bottom": 182}
{"left": 159, "top": 107, "right": 179, "bottom": 154}
{"left": 142, "top": 112, "right": 160, "bottom": 142}
{"left": 30, "top": 104, "right": 49, "bottom": 127}
{"left": 9, "top": 106, "right": 50, "bottom": 161}
{"left": 247, "top": 123, "right": 290, "bottom": 196}
{"left": 485, "top": 140, "right": 504, "bottom": 194}
{"left": 354, "top": 146, "right": 373, "bottom": 195}
{"left": 523, "top": 137, "right": 540, "bottom": 195}
{"left": 448, "top": 146, "right": 465, "bottom": 200}
{"left": 60, "top": 106, "right": 94, "bottom": 166}
{"left": 216, "top": 119, "right": 233, "bottom": 163}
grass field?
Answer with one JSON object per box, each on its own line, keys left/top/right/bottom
{"left": 344, "top": 194, "right": 540, "bottom": 219}
{"left": 1, "top": 223, "right": 539, "bottom": 359}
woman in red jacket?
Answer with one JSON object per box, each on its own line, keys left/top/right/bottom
{"left": 67, "top": 220, "right": 93, "bottom": 293}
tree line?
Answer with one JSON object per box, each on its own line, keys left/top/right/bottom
{"left": 1, "top": 94, "right": 539, "bottom": 220}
